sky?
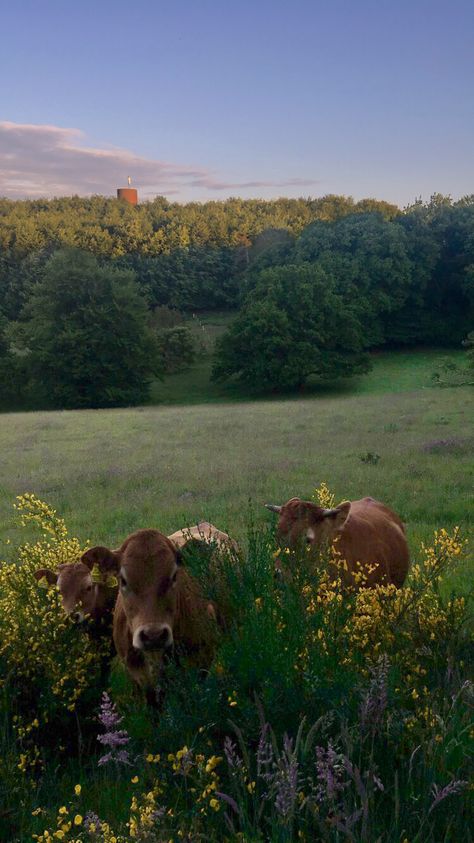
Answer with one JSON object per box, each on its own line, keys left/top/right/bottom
{"left": 1, "top": 0, "right": 473, "bottom": 206}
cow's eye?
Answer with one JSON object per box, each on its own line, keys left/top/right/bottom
{"left": 86, "top": 584, "right": 93, "bottom": 592}
{"left": 119, "top": 574, "right": 127, "bottom": 589}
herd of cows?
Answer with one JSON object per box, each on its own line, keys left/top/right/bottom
{"left": 34, "top": 496, "right": 410, "bottom": 707}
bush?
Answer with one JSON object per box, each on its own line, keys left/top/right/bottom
{"left": 155, "top": 325, "right": 197, "bottom": 374}
{"left": 0, "top": 496, "right": 106, "bottom": 778}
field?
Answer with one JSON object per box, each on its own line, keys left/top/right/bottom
{"left": 0, "top": 347, "right": 472, "bottom": 584}
{"left": 0, "top": 349, "right": 472, "bottom": 842}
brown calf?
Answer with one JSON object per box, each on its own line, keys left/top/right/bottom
{"left": 34, "top": 554, "right": 117, "bottom": 627}
{"left": 85, "top": 529, "right": 218, "bottom": 706}
{"left": 265, "top": 496, "right": 409, "bottom": 587}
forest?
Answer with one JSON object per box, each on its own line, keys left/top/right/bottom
{"left": 1, "top": 192, "right": 473, "bottom": 407}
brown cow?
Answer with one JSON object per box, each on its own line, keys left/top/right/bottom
{"left": 84, "top": 529, "right": 218, "bottom": 706}
{"left": 34, "top": 554, "right": 118, "bottom": 626}
{"left": 265, "top": 496, "right": 409, "bottom": 587}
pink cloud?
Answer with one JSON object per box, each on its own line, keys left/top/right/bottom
{"left": 0, "top": 121, "right": 319, "bottom": 200}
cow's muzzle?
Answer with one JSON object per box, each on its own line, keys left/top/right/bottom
{"left": 133, "top": 624, "right": 173, "bottom": 652}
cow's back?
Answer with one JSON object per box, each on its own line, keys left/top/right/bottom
{"left": 337, "top": 498, "right": 409, "bottom": 587}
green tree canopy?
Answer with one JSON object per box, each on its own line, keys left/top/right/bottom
{"left": 15, "top": 249, "right": 160, "bottom": 408}
{"left": 156, "top": 326, "right": 196, "bottom": 374}
{"left": 212, "top": 263, "right": 370, "bottom": 391}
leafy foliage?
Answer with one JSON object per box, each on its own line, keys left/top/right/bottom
{"left": 155, "top": 325, "right": 196, "bottom": 374}
{"left": 1, "top": 193, "right": 474, "bottom": 407}
{"left": 12, "top": 249, "right": 161, "bottom": 408}
{"left": 213, "top": 263, "right": 371, "bottom": 390}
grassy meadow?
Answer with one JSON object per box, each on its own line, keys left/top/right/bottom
{"left": 0, "top": 346, "right": 472, "bottom": 585}
{"left": 0, "top": 347, "right": 472, "bottom": 842}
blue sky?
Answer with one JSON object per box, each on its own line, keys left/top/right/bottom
{"left": 1, "top": 0, "right": 473, "bottom": 205}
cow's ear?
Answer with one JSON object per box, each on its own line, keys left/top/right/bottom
{"left": 323, "top": 501, "right": 351, "bottom": 531}
{"left": 81, "top": 546, "right": 119, "bottom": 573}
{"left": 34, "top": 568, "right": 58, "bottom": 587}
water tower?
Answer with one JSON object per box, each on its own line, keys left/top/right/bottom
{"left": 117, "top": 176, "right": 138, "bottom": 205}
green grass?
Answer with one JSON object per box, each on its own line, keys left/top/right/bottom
{"left": 0, "top": 347, "right": 472, "bottom": 591}
{"left": 150, "top": 312, "right": 466, "bottom": 405}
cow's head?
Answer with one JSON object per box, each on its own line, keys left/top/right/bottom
{"left": 85, "top": 529, "right": 183, "bottom": 653}
{"left": 34, "top": 554, "right": 105, "bottom": 622}
{"left": 265, "top": 497, "right": 351, "bottom": 554}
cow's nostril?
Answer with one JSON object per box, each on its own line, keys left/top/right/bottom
{"left": 139, "top": 627, "right": 171, "bottom": 650}
{"left": 157, "top": 628, "right": 170, "bottom": 647}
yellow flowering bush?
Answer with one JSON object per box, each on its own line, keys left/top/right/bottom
{"left": 0, "top": 495, "right": 105, "bottom": 774}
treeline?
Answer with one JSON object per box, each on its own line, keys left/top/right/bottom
{"left": 212, "top": 194, "right": 474, "bottom": 390}
{"left": 0, "top": 194, "right": 399, "bottom": 318}
{"left": 0, "top": 192, "right": 473, "bottom": 406}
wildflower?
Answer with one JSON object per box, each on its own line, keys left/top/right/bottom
{"left": 224, "top": 736, "right": 244, "bottom": 771}
{"left": 74, "top": 784, "right": 81, "bottom": 796}
{"left": 84, "top": 812, "right": 101, "bottom": 833}
{"left": 315, "top": 742, "right": 350, "bottom": 804}
{"left": 131, "top": 776, "right": 139, "bottom": 783}
{"left": 97, "top": 692, "right": 130, "bottom": 767}
{"left": 274, "top": 736, "right": 300, "bottom": 818}
{"left": 257, "top": 722, "right": 274, "bottom": 789}
{"left": 73, "top": 814, "right": 83, "bottom": 825}
{"left": 429, "top": 780, "right": 468, "bottom": 814}
{"left": 360, "top": 655, "right": 389, "bottom": 732}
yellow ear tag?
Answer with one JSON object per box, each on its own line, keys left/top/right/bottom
{"left": 90, "top": 565, "right": 117, "bottom": 588}
{"left": 105, "top": 575, "right": 118, "bottom": 588}
{"left": 37, "top": 576, "right": 50, "bottom": 589}
{"left": 90, "top": 564, "right": 103, "bottom": 584}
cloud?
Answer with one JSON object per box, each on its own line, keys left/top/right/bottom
{"left": 189, "top": 176, "right": 320, "bottom": 191}
{"left": 0, "top": 121, "right": 319, "bottom": 200}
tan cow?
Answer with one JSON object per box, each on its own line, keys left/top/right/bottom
{"left": 34, "top": 555, "right": 118, "bottom": 626}
{"left": 168, "top": 521, "right": 238, "bottom": 554}
{"left": 83, "top": 528, "right": 218, "bottom": 706}
{"left": 265, "top": 496, "right": 409, "bottom": 587}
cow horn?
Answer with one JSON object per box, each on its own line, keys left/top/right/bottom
{"left": 265, "top": 504, "right": 282, "bottom": 513}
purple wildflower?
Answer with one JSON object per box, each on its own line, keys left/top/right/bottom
{"left": 84, "top": 812, "right": 102, "bottom": 834}
{"left": 256, "top": 723, "right": 274, "bottom": 785}
{"left": 96, "top": 692, "right": 130, "bottom": 767}
{"left": 315, "top": 742, "right": 349, "bottom": 804}
{"left": 360, "top": 655, "right": 389, "bottom": 732}
{"left": 224, "top": 736, "right": 244, "bottom": 771}
{"left": 429, "top": 780, "right": 468, "bottom": 814}
{"left": 274, "top": 735, "right": 300, "bottom": 820}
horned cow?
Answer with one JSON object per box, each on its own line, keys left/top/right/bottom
{"left": 84, "top": 529, "right": 218, "bottom": 706}
{"left": 265, "top": 496, "right": 409, "bottom": 587}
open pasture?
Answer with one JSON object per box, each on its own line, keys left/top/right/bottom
{"left": 0, "top": 350, "right": 472, "bottom": 588}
